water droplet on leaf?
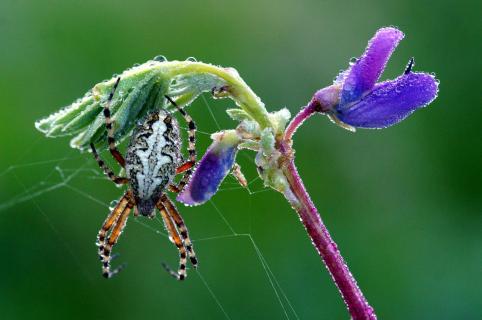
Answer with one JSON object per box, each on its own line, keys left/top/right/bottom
{"left": 153, "top": 55, "right": 167, "bottom": 62}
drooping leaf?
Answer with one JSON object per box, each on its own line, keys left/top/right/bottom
{"left": 35, "top": 57, "right": 235, "bottom": 151}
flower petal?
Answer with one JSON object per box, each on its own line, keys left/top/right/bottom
{"left": 340, "top": 27, "right": 404, "bottom": 107}
{"left": 336, "top": 72, "right": 439, "bottom": 128}
{"left": 177, "top": 132, "right": 239, "bottom": 206}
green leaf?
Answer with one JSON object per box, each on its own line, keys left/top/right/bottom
{"left": 35, "top": 57, "right": 273, "bottom": 151}
{"left": 35, "top": 91, "right": 96, "bottom": 137}
{"left": 226, "top": 108, "right": 253, "bottom": 121}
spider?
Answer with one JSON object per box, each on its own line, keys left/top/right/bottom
{"left": 90, "top": 77, "right": 198, "bottom": 280}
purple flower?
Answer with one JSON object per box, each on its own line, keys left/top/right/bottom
{"left": 177, "top": 132, "right": 239, "bottom": 206}
{"left": 314, "top": 27, "right": 439, "bottom": 129}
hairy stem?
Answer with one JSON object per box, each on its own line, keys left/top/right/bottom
{"left": 280, "top": 108, "right": 376, "bottom": 319}
{"left": 166, "top": 61, "right": 272, "bottom": 128}
{"left": 284, "top": 100, "right": 319, "bottom": 141}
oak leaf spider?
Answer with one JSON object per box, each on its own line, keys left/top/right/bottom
{"left": 90, "top": 77, "right": 198, "bottom": 280}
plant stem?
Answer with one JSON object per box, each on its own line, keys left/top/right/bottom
{"left": 279, "top": 104, "right": 377, "bottom": 320}
{"left": 166, "top": 61, "right": 272, "bottom": 129}
{"left": 284, "top": 100, "right": 319, "bottom": 141}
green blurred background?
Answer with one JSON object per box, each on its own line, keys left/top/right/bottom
{"left": 0, "top": 1, "right": 480, "bottom": 319}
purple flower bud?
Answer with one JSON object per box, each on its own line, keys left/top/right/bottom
{"left": 313, "top": 27, "right": 439, "bottom": 129}
{"left": 177, "top": 132, "right": 239, "bottom": 206}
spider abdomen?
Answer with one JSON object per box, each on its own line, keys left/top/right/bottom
{"left": 125, "top": 110, "right": 181, "bottom": 216}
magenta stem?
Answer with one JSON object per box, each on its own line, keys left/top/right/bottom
{"left": 284, "top": 99, "right": 319, "bottom": 141}
{"left": 280, "top": 103, "right": 376, "bottom": 320}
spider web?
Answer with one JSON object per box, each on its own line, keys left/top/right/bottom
{"left": 0, "top": 96, "right": 301, "bottom": 320}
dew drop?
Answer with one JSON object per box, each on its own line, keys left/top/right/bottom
{"left": 186, "top": 56, "right": 197, "bottom": 62}
{"left": 153, "top": 55, "right": 167, "bottom": 62}
{"left": 349, "top": 57, "right": 358, "bottom": 65}
{"left": 133, "top": 63, "right": 140, "bottom": 67}
{"left": 109, "top": 200, "right": 119, "bottom": 210}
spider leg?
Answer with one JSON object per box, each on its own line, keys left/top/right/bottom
{"left": 168, "top": 161, "right": 195, "bottom": 193}
{"left": 165, "top": 95, "right": 197, "bottom": 193}
{"left": 157, "top": 201, "right": 188, "bottom": 280}
{"left": 97, "top": 191, "right": 131, "bottom": 248}
{"left": 98, "top": 191, "right": 134, "bottom": 278}
{"left": 176, "top": 161, "right": 195, "bottom": 174}
{"left": 103, "top": 77, "right": 126, "bottom": 167}
{"left": 161, "top": 194, "right": 198, "bottom": 267}
{"left": 90, "top": 143, "right": 128, "bottom": 185}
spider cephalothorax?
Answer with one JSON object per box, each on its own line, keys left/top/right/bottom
{"left": 90, "top": 78, "right": 198, "bottom": 280}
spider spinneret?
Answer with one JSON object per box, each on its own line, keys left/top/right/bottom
{"left": 90, "top": 77, "right": 198, "bottom": 280}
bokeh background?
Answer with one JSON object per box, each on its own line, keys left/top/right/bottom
{"left": 0, "top": 1, "right": 480, "bottom": 319}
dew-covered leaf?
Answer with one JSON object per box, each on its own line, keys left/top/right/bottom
{"left": 226, "top": 108, "right": 253, "bottom": 122}
{"left": 35, "top": 57, "right": 236, "bottom": 151}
